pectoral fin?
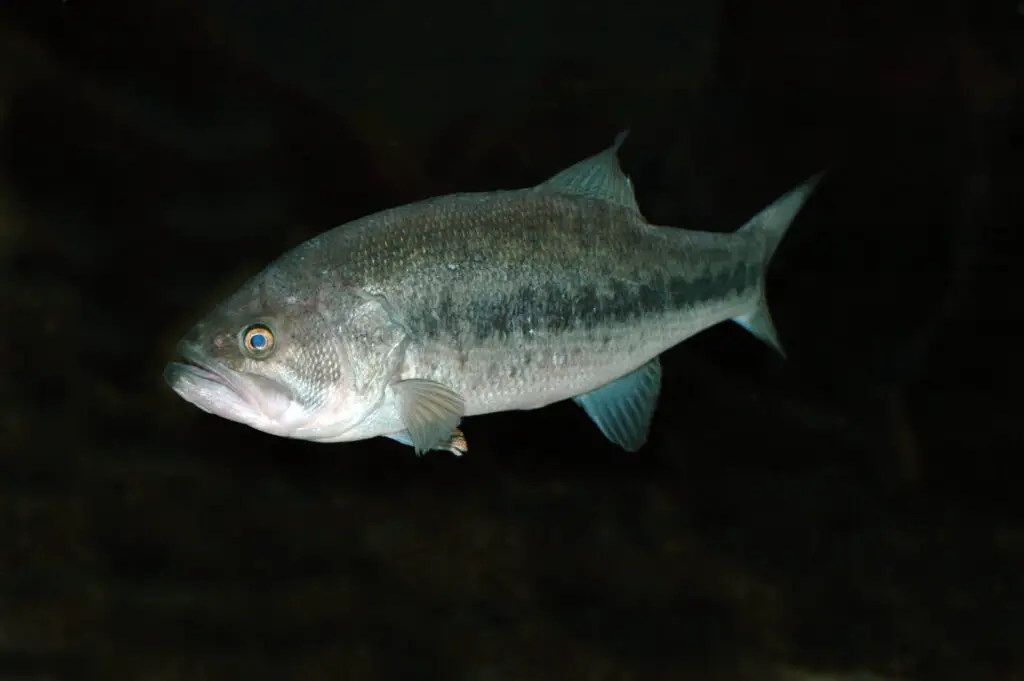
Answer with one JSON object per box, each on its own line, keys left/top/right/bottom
{"left": 573, "top": 358, "right": 661, "bottom": 452}
{"left": 392, "top": 379, "right": 466, "bottom": 455}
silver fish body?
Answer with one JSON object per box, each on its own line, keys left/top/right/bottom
{"left": 165, "top": 132, "right": 820, "bottom": 454}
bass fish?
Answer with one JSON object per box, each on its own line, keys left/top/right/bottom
{"left": 165, "top": 131, "right": 820, "bottom": 455}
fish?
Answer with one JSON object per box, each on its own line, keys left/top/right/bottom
{"left": 164, "top": 131, "right": 821, "bottom": 456}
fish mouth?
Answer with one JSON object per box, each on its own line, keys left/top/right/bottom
{"left": 162, "top": 343, "right": 252, "bottom": 419}
{"left": 165, "top": 343, "right": 232, "bottom": 388}
{"left": 164, "top": 341, "right": 299, "bottom": 429}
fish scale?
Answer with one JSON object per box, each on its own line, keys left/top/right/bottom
{"left": 287, "top": 191, "right": 762, "bottom": 415}
{"left": 392, "top": 199, "right": 755, "bottom": 407}
{"left": 165, "top": 131, "right": 821, "bottom": 455}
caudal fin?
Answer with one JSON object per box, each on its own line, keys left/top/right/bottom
{"left": 732, "top": 173, "right": 824, "bottom": 357}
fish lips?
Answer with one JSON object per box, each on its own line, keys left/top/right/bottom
{"left": 163, "top": 343, "right": 253, "bottom": 419}
{"left": 164, "top": 343, "right": 297, "bottom": 424}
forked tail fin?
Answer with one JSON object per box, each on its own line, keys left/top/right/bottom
{"left": 732, "top": 173, "right": 824, "bottom": 357}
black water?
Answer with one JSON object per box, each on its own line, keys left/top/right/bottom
{"left": 1, "top": 1, "right": 1021, "bottom": 679}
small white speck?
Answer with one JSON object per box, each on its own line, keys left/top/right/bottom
{"left": 446, "top": 263, "right": 459, "bottom": 271}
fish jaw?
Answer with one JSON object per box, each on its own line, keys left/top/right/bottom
{"left": 163, "top": 342, "right": 298, "bottom": 435}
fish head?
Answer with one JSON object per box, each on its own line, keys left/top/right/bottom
{"left": 164, "top": 270, "right": 378, "bottom": 440}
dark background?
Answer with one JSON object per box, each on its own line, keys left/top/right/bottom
{"left": 1, "top": 0, "right": 1022, "bottom": 679}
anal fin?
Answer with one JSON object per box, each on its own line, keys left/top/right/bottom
{"left": 573, "top": 358, "right": 662, "bottom": 452}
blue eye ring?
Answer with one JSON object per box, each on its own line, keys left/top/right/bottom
{"left": 241, "top": 323, "right": 275, "bottom": 358}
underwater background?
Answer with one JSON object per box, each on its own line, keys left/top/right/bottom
{"left": 0, "top": 1, "right": 1021, "bottom": 679}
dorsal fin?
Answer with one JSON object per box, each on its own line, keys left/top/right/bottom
{"left": 537, "top": 129, "right": 641, "bottom": 213}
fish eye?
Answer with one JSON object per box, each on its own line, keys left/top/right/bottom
{"left": 241, "top": 324, "right": 275, "bottom": 358}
